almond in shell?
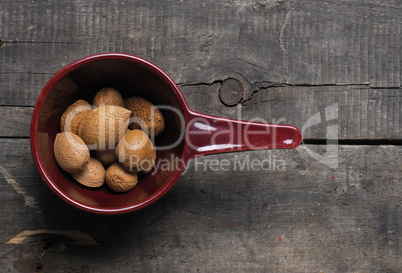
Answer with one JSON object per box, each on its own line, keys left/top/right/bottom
{"left": 115, "top": 129, "right": 156, "bottom": 173}
{"left": 106, "top": 163, "right": 138, "bottom": 192}
{"left": 53, "top": 132, "right": 90, "bottom": 174}
{"left": 71, "top": 158, "right": 106, "bottom": 188}
{"left": 78, "top": 105, "right": 131, "bottom": 151}
{"left": 93, "top": 87, "right": 124, "bottom": 108}
{"left": 124, "top": 97, "right": 165, "bottom": 137}
{"left": 60, "top": 99, "right": 92, "bottom": 135}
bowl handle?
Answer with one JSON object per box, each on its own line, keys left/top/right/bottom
{"left": 185, "top": 110, "right": 302, "bottom": 159}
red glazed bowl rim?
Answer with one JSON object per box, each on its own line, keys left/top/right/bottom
{"left": 30, "top": 53, "right": 191, "bottom": 214}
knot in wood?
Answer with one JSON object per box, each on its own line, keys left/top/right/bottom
{"left": 219, "top": 79, "right": 243, "bottom": 106}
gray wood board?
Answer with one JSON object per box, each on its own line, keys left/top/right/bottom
{"left": 0, "top": 107, "right": 33, "bottom": 138}
{"left": 0, "top": 138, "right": 401, "bottom": 272}
{"left": 0, "top": 0, "right": 401, "bottom": 106}
{"left": 0, "top": 0, "right": 401, "bottom": 272}
{"left": 2, "top": 83, "right": 401, "bottom": 140}
{"left": 181, "top": 84, "right": 402, "bottom": 141}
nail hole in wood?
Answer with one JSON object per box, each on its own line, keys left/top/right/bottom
{"left": 33, "top": 263, "right": 43, "bottom": 272}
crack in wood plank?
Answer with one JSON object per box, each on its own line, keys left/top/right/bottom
{"left": 2, "top": 40, "right": 84, "bottom": 45}
{"left": 279, "top": 9, "right": 291, "bottom": 83}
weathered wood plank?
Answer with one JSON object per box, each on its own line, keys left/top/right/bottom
{"left": 0, "top": 107, "right": 33, "bottom": 137}
{"left": 0, "top": 72, "right": 54, "bottom": 107}
{"left": 1, "top": 0, "right": 400, "bottom": 140}
{"left": 0, "top": 0, "right": 401, "bottom": 272}
{"left": 0, "top": 0, "right": 400, "bottom": 103}
{"left": 0, "top": 138, "right": 401, "bottom": 272}
{"left": 181, "top": 83, "right": 402, "bottom": 140}
{"left": 2, "top": 84, "right": 402, "bottom": 140}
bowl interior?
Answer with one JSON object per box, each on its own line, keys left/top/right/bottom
{"left": 34, "top": 56, "right": 186, "bottom": 212}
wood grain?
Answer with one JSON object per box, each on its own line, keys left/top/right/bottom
{"left": 181, "top": 84, "right": 402, "bottom": 141}
{"left": 0, "top": 139, "right": 401, "bottom": 272}
{"left": 2, "top": 84, "right": 402, "bottom": 140}
{"left": 0, "top": 107, "right": 33, "bottom": 137}
{"left": 0, "top": 0, "right": 401, "bottom": 272}
{"left": 0, "top": 1, "right": 400, "bottom": 140}
{"left": 0, "top": 0, "right": 400, "bottom": 104}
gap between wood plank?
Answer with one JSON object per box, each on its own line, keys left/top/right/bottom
{"left": 0, "top": 105, "right": 35, "bottom": 108}
{"left": 178, "top": 80, "right": 401, "bottom": 89}
{"left": 2, "top": 40, "right": 84, "bottom": 45}
{"left": 303, "top": 139, "right": 402, "bottom": 146}
{"left": 1, "top": 136, "right": 401, "bottom": 146}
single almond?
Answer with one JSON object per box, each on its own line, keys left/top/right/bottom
{"left": 60, "top": 100, "right": 92, "bottom": 135}
{"left": 93, "top": 87, "right": 124, "bottom": 108}
{"left": 106, "top": 163, "right": 138, "bottom": 192}
{"left": 115, "top": 129, "right": 156, "bottom": 173}
{"left": 78, "top": 105, "right": 131, "bottom": 151}
{"left": 72, "top": 158, "right": 105, "bottom": 188}
{"left": 53, "top": 132, "right": 90, "bottom": 174}
{"left": 124, "top": 97, "right": 165, "bottom": 137}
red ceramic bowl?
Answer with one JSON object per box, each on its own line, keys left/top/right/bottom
{"left": 30, "top": 53, "right": 302, "bottom": 214}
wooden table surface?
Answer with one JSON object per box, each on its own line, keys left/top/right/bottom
{"left": 1, "top": 1, "right": 401, "bottom": 272}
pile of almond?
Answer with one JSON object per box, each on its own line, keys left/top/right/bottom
{"left": 53, "top": 87, "right": 165, "bottom": 193}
